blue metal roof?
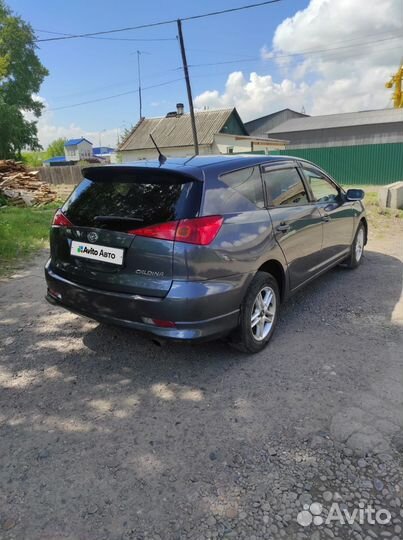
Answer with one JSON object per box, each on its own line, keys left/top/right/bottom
{"left": 64, "top": 138, "right": 92, "bottom": 147}
{"left": 93, "top": 146, "right": 115, "bottom": 155}
{"left": 43, "top": 156, "right": 67, "bottom": 163}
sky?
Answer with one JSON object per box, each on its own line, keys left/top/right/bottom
{"left": 10, "top": 0, "right": 403, "bottom": 149}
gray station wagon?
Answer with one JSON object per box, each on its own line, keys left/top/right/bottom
{"left": 45, "top": 155, "right": 367, "bottom": 352}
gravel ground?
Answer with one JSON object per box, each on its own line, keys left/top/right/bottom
{"left": 0, "top": 221, "right": 402, "bottom": 540}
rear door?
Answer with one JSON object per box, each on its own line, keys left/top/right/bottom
{"left": 301, "top": 166, "right": 354, "bottom": 265}
{"left": 262, "top": 164, "right": 324, "bottom": 289}
{"left": 50, "top": 167, "right": 202, "bottom": 297}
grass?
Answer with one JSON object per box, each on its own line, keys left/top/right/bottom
{"left": 343, "top": 185, "right": 403, "bottom": 217}
{"left": 342, "top": 186, "right": 403, "bottom": 240}
{"left": 0, "top": 203, "right": 59, "bottom": 277}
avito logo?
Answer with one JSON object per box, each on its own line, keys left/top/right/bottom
{"left": 76, "top": 245, "right": 116, "bottom": 261}
{"left": 77, "top": 245, "right": 99, "bottom": 256}
{"left": 297, "top": 497, "right": 391, "bottom": 528}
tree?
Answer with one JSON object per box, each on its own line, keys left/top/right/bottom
{"left": 21, "top": 150, "right": 46, "bottom": 168}
{"left": 119, "top": 125, "right": 134, "bottom": 146}
{"left": 0, "top": 0, "right": 48, "bottom": 159}
{"left": 46, "top": 137, "right": 66, "bottom": 158}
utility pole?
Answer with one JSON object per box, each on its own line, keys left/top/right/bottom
{"left": 177, "top": 19, "right": 199, "bottom": 155}
{"left": 137, "top": 50, "right": 143, "bottom": 120}
{"left": 99, "top": 129, "right": 106, "bottom": 147}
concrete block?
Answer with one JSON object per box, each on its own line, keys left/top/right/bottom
{"left": 379, "top": 186, "right": 389, "bottom": 207}
{"left": 389, "top": 182, "right": 403, "bottom": 210}
{"left": 378, "top": 181, "right": 403, "bottom": 210}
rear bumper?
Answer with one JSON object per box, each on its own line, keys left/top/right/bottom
{"left": 44, "top": 261, "right": 252, "bottom": 341}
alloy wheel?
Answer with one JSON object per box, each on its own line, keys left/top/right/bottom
{"left": 355, "top": 227, "right": 364, "bottom": 262}
{"left": 250, "top": 286, "right": 277, "bottom": 341}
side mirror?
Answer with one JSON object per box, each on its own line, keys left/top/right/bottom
{"left": 346, "top": 188, "right": 364, "bottom": 201}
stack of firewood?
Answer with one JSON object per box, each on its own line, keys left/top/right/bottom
{"left": 0, "top": 160, "right": 57, "bottom": 206}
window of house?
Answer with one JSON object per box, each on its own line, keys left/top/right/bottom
{"left": 263, "top": 167, "right": 309, "bottom": 207}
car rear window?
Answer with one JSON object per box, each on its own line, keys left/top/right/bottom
{"left": 62, "top": 173, "right": 202, "bottom": 230}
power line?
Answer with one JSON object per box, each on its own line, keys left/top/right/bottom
{"left": 185, "top": 35, "right": 403, "bottom": 69}
{"left": 35, "top": 0, "right": 283, "bottom": 42}
{"left": 47, "top": 78, "right": 184, "bottom": 111}
{"left": 44, "top": 36, "right": 400, "bottom": 110}
{"left": 182, "top": 0, "right": 282, "bottom": 22}
{"left": 180, "top": 33, "right": 403, "bottom": 71}
{"left": 51, "top": 66, "right": 178, "bottom": 101}
{"left": 34, "top": 29, "right": 176, "bottom": 42}
{"left": 44, "top": 38, "right": 403, "bottom": 110}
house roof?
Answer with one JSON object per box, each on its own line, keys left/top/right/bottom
{"left": 245, "top": 108, "right": 308, "bottom": 126}
{"left": 119, "top": 108, "right": 245, "bottom": 151}
{"left": 267, "top": 108, "right": 403, "bottom": 134}
{"left": 93, "top": 146, "right": 115, "bottom": 155}
{"left": 64, "top": 138, "right": 93, "bottom": 146}
{"left": 43, "top": 156, "right": 66, "bottom": 163}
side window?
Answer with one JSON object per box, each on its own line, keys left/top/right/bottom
{"left": 204, "top": 166, "right": 265, "bottom": 213}
{"left": 263, "top": 167, "right": 309, "bottom": 207}
{"left": 303, "top": 168, "right": 339, "bottom": 203}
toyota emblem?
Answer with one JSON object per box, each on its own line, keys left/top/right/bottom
{"left": 87, "top": 231, "right": 98, "bottom": 243}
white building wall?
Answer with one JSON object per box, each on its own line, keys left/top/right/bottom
{"left": 64, "top": 140, "right": 93, "bottom": 161}
{"left": 119, "top": 145, "right": 212, "bottom": 162}
{"left": 77, "top": 141, "right": 93, "bottom": 160}
{"left": 213, "top": 133, "right": 286, "bottom": 154}
{"left": 119, "top": 136, "right": 286, "bottom": 162}
{"left": 64, "top": 145, "right": 78, "bottom": 161}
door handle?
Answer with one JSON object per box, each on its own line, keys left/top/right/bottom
{"left": 276, "top": 223, "right": 290, "bottom": 233}
{"left": 322, "top": 214, "right": 331, "bottom": 222}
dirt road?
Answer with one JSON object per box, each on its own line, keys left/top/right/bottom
{"left": 0, "top": 223, "right": 402, "bottom": 540}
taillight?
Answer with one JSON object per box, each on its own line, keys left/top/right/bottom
{"left": 128, "top": 215, "right": 223, "bottom": 246}
{"left": 176, "top": 216, "right": 224, "bottom": 245}
{"left": 52, "top": 209, "right": 73, "bottom": 227}
{"left": 128, "top": 221, "right": 177, "bottom": 241}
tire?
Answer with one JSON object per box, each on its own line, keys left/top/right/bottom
{"left": 230, "top": 271, "right": 280, "bottom": 353}
{"left": 344, "top": 222, "right": 365, "bottom": 269}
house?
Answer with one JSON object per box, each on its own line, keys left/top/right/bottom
{"left": 251, "top": 108, "right": 403, "bottom": 185}
{"left": 93, "top": 146, "right": 115, "bottom": 163}
{"left": 93, "top": 146, "right": 115, "bottom": 156}
{"left": 118, "top": 105, "right": 286, "bottom": 161}
{"left": 261, "top": 108, "right": 403, "bottom": 149}
{"left": 245, "top": 108, "right": 309, "bottom": 137}
{"left": 64, "top": 138, "right": 93, "bottom": 161}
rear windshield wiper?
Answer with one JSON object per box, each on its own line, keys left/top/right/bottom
{"left": 94, "top": 216, "right": 144, "bottom": 224}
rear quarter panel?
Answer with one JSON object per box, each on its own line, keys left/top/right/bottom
{"left": 173, "top": 165, "right": 288, "bottom": 286}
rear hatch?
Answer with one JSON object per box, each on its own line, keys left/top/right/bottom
{"left": 49, "top": 166, "right": 202, "bottom": 297}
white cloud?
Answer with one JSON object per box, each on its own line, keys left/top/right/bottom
{"left": 195, "top": 71, "right": 309, "bottom": 118}
{"left": 272, "top": 0, "right": 401, "bottom": 54}
{"left": 28, "top": 98, "right": 119, "bottom": 150}
{"left": 195, "top": 0, "right": 403, "bottom": 120}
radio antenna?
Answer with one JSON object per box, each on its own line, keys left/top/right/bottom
{"left": 149, "top": 134, "right": 167, "bottom": 166}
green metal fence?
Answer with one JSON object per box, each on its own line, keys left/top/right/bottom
{"left": 266, "top": 143, "right": 403, "bottom": 185}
